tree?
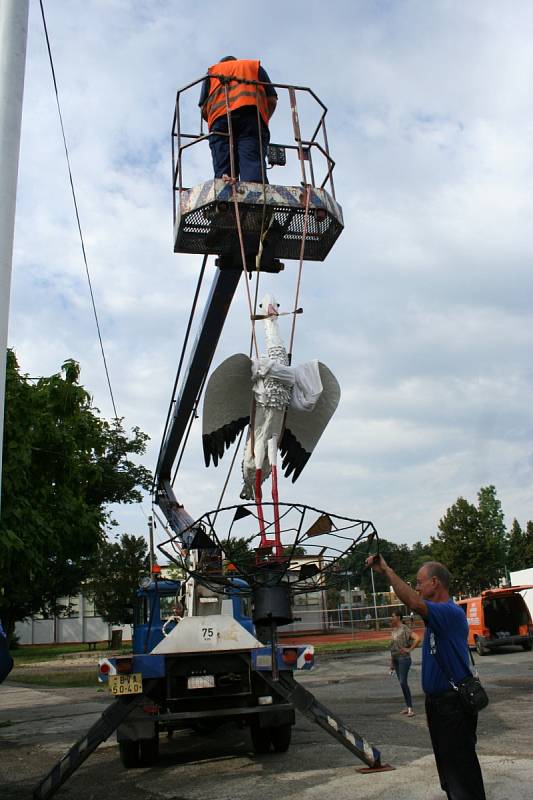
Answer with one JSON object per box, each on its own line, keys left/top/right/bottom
{"left": 431, "top": 486, "right": 507, "bottom": 594}
{"left": 476, "top": 485, "right": 506, "bottom": 582}
{"left": 86, "top": 534, "right": 150, "bottom": 625}
{"left": 0, "top": 351, "right": 152, "bottom": 636}
{"left": 524, "top": 522, "right": 533, "bottom": 567}
{"left": 222, "top": 537, "right": 256, "bottom": 573}
{"left": 507, "top": 519, "right": 533, "bottom": 573}
{"left": 507, "top": 519, "right": 524, "bottom": 573}
{"left": 431, "top": 497, "right": 482, "bottom": 594}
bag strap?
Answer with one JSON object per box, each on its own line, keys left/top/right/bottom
{"left": 425, "top": 621, "right": 475, "bottom": 690}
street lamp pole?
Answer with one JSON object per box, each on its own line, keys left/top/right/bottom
{"left": 0, "top": 1, "right": 30, "bottom": 511}
{"left": 346, "top": 572, "right": 354, "bottom": 634}
{"left": 370, "top": 566, "right": 379, "bottom": 630}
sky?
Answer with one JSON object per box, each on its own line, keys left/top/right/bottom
{"left": 9, "top": 0, "right": 533, "bottom": 554}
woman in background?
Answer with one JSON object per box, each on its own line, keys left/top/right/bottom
{"left": 389, "top": 610, "right": 420, "bottom": 717}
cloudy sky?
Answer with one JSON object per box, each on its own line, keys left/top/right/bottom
{"left": 9, "top": 0, "right": 533, "bottom": 553}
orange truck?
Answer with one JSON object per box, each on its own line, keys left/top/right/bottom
{"left": 457, "top": 586, "right": 533, "bottom": 655}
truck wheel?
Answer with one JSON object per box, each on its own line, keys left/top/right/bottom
{"left": 250, "top": 723, "right": 271, "bottom": 754}
{"left": 140, "top": 735, "right": 159, "bottom": 766}
{"left": 119, "top": 740, "right": 140, "bottom": 769}
{"left": 522, "top": 640, "right": 532, "bottom": 652}
{"left": 475, "top": 638, "right": 489, "bottom": 656}
{"left": 269, "top": 723, "right": 292, "bottom": 753}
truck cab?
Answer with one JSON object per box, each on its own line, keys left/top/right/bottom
{"left": 132, "top": 575, "right": 255, "bottom": 654}
{"left": 132, "top": 578, "right": 182, "bottom": 654}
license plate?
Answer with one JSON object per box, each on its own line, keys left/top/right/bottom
{"left": 108, "top": 673, "right": 143, "bottom": 695}
{"left": 187, "top": 675, "right": 215, "bottom": 690}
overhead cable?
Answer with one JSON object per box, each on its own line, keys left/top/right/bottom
{"left": 39, "top": 0, "right": 118, "bottom": 419}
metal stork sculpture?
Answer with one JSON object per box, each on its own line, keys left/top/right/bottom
{"left": 202, "top": 293, "right": 340, "bottom": 555}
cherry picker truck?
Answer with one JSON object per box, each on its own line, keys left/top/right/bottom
{"left": 33, "top": 73, "right": 389, "bottom": 800}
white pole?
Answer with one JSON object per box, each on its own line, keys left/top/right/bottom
{"left": 370, "top": 566, "right": 379, "bottom": 630}
{"left": 148, "top": 514, "right": 154, "bottom": 571}
{"left": 0, "top": 0, "right": 29, "bottom": 510}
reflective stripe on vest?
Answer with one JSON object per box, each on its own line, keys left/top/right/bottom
{"left": 205, "top": 59, "right": 269, "bottom": 129}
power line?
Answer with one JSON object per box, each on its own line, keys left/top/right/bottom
{"left": 39, "top": 0, "right": 118, "bottom": 419}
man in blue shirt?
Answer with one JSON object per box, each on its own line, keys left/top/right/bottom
{"left": 366, "top": 556, "right": 486, "bottom": 800}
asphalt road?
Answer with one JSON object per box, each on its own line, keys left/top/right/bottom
{"left": 1, "top": 647, "right": 532, "bottom": 800}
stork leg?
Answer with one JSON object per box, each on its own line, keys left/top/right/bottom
{"left": 255, "top": 468, "right": 266, "bottom": 538}
{"left": 268, "top": 436, "right": 282, "bottom": 558}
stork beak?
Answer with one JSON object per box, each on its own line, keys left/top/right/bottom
{"left": 267, "top": 303, "right": 279, "bottom": 317}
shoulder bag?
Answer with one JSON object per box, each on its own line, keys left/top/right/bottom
{"left": 431, "top": 629, "right": 489, "bottom": 714}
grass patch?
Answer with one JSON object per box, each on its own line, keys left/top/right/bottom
{"left": 12, "top": 643, "right": 131, "bottom": 664}
{"left": 8, "top": 669, "right": 98, "bottom": 688}
{"left": 314, "top": 639, "right": 389, "bottom": 654}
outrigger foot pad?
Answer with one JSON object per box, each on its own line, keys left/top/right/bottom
{"left": 356, "top": 764, "right": 395, "bottom": 773}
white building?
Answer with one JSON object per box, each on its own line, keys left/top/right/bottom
{"left": 15, "top": 592, "right": 132, "bottom": 646}
{"left": 510, "top": 566, "right": 533, "bottom": 619}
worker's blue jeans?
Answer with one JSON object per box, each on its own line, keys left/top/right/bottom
{"left": 392, "top": 655, "right": 413, "bottom": 707}
{"left": 209, "top": 108, "right": 269, "bottom": 182}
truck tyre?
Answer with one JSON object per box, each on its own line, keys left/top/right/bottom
{"left": 269, "top": 723, "right": 292, "bottom": 753}
{"left": 119, "top": 740, "right": 140, "bottom": 768}
{"left": 475, "top": 638, "right": 489, "bottom": 656}
{"left": 250, "top": 722, "right": 271, "bottom": 754}
{"left": 522, "top": 639, "right": 532, "bottom": 652}
{"left": 140, "top": 735, "right": 159, "bottom": 766}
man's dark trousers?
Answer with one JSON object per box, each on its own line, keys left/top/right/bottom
{"left": 425, "top": 692, "right": 486, "bottom": 800}
{"left": 209, "top": 108, "right": 269, "bottom": 182}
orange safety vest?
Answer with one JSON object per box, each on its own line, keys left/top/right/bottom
{"left": 204, "top": 59, "right": 270, "bottom": 130}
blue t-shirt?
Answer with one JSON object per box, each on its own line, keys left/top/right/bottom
{"left": 422, "top": 600, "right": 471, "bottom": 696}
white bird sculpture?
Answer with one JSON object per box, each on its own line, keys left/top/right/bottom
{"left": 202, "top": 293, "right": 340, "bottom": 549}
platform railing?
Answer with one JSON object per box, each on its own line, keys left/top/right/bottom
{"left": 171, "top": 75, "right": 337, "bottom": 226}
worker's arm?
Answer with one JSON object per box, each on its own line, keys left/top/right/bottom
{"left": 366, "top": 554, "right": 428, "bottom": 619}
{"left": 267, "top": 96, "right": 277, "bottom": 119}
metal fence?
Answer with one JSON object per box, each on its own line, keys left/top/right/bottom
{"left": 283, "top": 602, "right": 422, "bottom": 635}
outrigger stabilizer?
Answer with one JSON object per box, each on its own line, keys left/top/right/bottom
{"left": 33, "top": 669, "right": 390, "bottom": 800}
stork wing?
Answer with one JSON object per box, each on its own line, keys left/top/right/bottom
{"left": 202, "top": 353, "right": 252, "bottom": 467}
{"left": 280, "top": 362, "right": 340, "bottom": 481}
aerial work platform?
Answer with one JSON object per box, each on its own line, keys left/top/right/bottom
{"left": 172, "top": 77, "right": 343, "bottom": 264}
{"left": 174, "top": 178, "right": 343, "bottom": 261}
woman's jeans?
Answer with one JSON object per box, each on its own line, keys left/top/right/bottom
{"left": 392, "top": 655, "right": 413, "bottom": 707}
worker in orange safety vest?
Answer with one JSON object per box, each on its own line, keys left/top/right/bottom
{"left": 199, "top": 56, "right": 278, "bottom": 182}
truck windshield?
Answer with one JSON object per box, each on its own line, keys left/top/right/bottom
{"left": 159, "top": 593, "right": 179, "bottom": 620}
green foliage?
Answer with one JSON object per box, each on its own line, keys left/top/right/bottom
{"left": 477, "top": 485, "right": 507, "bottom": 576}
{"left": 0, "top": 350, "right": 152, "bottom": 635}
{"left": 282, "top": 544, "right": 307, "bottom": 557}
{"left": 506, "top": 518, "right": 533, "bottom": 573}
{"left": 86, "top": 533, "right": 150, "bottom": 625}
{"left": 524, "top": 522, "right": 533, "bottom": 567}
{"left": 341, "top": 537, "right": 432, "bottom": 595}
{"left": 507, "top": 518, "right": 524, "bottom": 573}
{"left": 431, "top": 497, "right": 481, "bottom": 593}
{"left": 222, "top": 537, "right": 256, "bottom": 573}
{"left": 431, "top": 486, "right": 508, "bottom": 594}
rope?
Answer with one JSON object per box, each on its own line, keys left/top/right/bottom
{"left": 39, "top": 0, "right": 118, "bottom": 419}
{"left": 288, "top": 184, "right": 311, "bottom": 359}
{"left": 222, "top": 82, "right": 260, "bottom": 358}
{"left": 213, "top": 83, "right": 313, "bottom": 510}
